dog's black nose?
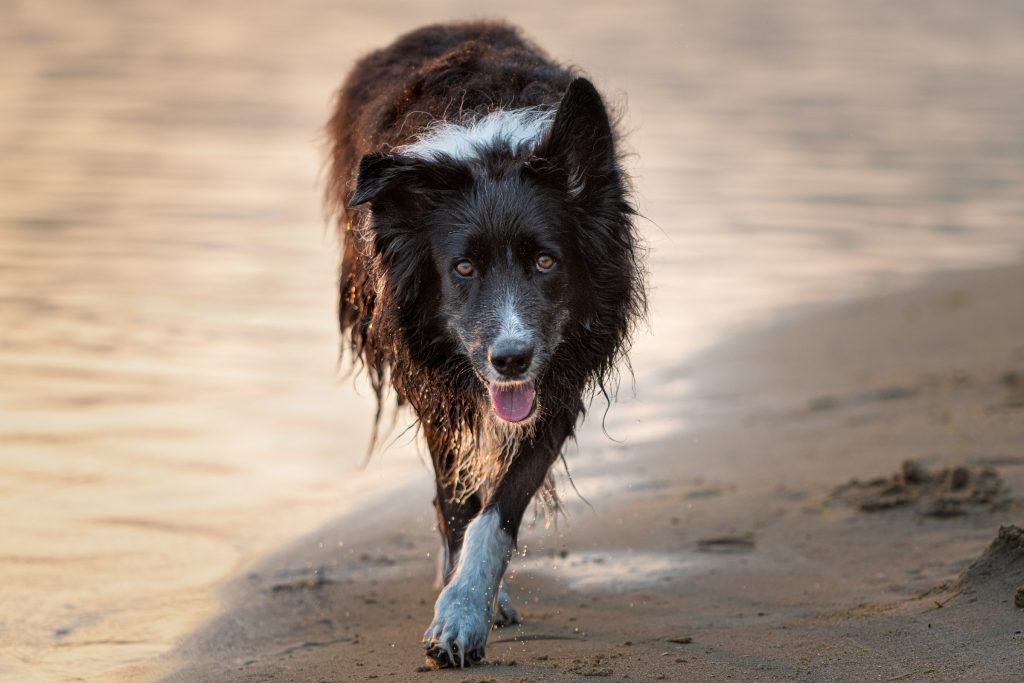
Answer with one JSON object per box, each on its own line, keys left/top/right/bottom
{"left": 489, "top": 342, "right": 534, "bottom": 378}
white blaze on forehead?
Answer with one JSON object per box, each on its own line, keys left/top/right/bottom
{"left": 398, "top": 107, "right": 555, "bottom": 162}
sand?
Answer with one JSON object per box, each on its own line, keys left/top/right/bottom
{"left": 159, "top": 264, "right": 1024, "bottom": 682}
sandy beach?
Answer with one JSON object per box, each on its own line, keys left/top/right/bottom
{"left": 159, "top": 264, "right": 1024, "bottom": 682}
{"left": 2, "top": 1, "right": 1023, "bottom": 681}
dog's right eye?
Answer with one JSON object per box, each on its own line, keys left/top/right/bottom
{"left": 454, "top": 259, "right": 475, "bottom": 277}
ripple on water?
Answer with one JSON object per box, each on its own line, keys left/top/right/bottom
{"left": 517, "top": 551, "right": 716, "bottom": 590}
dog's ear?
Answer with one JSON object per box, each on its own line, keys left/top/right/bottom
{"left": 534, "top": 78, "right": 618, "bottom": 199}
{"left": 349, "top": 153, "right": 470, "bottom": 207}
{"left": 349, "top": 153, "right": 405, "bottom": 207}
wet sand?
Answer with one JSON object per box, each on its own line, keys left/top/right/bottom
{"left": 162, "top": 264, "right": 1024, "bottom": 682}
{"left": 2, "top": 1, "right": 1024, "bottom": 681}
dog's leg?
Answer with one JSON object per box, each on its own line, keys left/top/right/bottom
{"left": 432, "top": 482, "right": 519, "bottom": 625}
{"left": 423, "top": 506, "right": 512, "bottom": 667}
{"left": 493, "top": 584, "right": 519, "bottom": 627}
{"left": 426, "top": 426, "right": 482, "bottom": 589}
{"left": 423, "top": 420, "right": 568, "bottom": 667}
{"left": 432, "top": 484, "right": 480, "bottom": 588}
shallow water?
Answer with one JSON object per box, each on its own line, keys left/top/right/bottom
{"left": 2, "top": 1, "right": 1023, "bottom": 680}
{"left": 517, "top": 551, "right": 709, "bottom": 590}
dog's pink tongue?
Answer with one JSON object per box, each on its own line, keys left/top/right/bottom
{"left": 488, "top": 381, "right": 536, "bottom": 422}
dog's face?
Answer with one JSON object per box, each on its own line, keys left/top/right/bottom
{"left": 350, "top": 79, "right": 621, "bottom": 424}
{"left": 427, "top": 172, "right": 579, "bottom": 422}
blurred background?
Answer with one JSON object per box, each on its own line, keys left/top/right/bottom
{"left": 1, "top": 1, "right": 1022, "bottom": 681}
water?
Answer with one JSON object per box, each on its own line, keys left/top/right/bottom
{"left": 516, "top": 551, "right": 706, "bottom": 590}
{"left": 2, "top": 1, "right": 1023, "bottom": 680}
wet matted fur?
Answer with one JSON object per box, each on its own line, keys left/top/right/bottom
{"left": 324, "top": 20, "right": 645, "bottom": 666}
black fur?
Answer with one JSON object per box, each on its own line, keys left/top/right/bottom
{"left": 324, "top": 21, "right": 645, "bottom": 666}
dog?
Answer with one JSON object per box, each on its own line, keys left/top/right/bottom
{"left": 324, "top": 21, "right": 645, "bottom": 667}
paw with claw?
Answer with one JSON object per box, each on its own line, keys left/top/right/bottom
{"left": 422, "top": 580, "right": 492, "bottom": 667}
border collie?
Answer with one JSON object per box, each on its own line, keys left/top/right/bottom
{"left": 324, "top": 21, "right": 645, "bottom": 668}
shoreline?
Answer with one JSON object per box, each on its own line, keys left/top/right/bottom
{"left": 156, "top": 262, "right": 1024, "bottom": 682}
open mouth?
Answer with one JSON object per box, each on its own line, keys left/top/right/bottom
{"left": 487, "top": 380, "right": 536, "bottom": 423}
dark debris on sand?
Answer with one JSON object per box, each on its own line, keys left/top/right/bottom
{"left": 830, "top": 460, "right": 1009, "bottom": 517}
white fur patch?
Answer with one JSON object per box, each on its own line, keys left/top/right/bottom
{"left": 498, "top": 292, "right": 530, "bottom": 344}
{"left": 452, "top": 508, "right": 513, "bottom": 598}
{"left": 399, "top": 108, "right": 555, "bottom": 162}
{"left": 424, "top": 509, "right": 514, "bottom": 665}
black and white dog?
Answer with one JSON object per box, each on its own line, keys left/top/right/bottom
{"left": 325, "top": 21, "right": 645, "bottom": 667}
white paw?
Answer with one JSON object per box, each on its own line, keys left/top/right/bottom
{"left": 422, "top": 581, "right": 491, "bottom": 667}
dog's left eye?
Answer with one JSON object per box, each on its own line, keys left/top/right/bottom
{"left": 536, "top": 254, "right": 556, "bottom": 272}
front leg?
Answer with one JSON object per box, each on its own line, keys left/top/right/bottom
{"left": 423, "top": 415, "right": 571, "bottom": 667}
{"left": 433, "top": 493, "right": 519, "bottom": 627}
{"left": 422, "top": 508, "right": 513, "bottom": 666}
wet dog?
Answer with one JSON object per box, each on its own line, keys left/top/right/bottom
{"left": 324, "top": 21, "right": 645, "bottom": 667}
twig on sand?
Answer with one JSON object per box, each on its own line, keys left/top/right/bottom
{"left": 926, "top": 589, "right": 961, "bottom": 611}
{"left": 889, "top": 668, "right": 936, "bottom": 680}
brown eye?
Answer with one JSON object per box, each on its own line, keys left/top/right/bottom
{"left": 536, "top": 253, "right": 556, "bottom": 272}
{"left": 454, "top": 259, "right": 475, "bottom": 277}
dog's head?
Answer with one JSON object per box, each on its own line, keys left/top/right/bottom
{"left": 350, "top": 78, "right": 634, "bottom": 424}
